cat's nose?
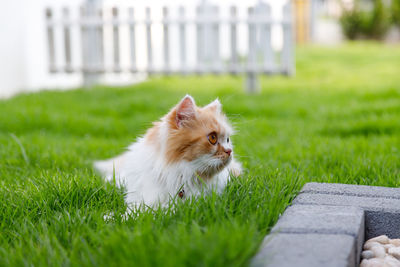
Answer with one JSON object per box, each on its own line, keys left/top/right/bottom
{"left": 224, "top": 148, "right": 232, "bottom": 156}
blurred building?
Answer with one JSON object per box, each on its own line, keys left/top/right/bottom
{"left": 293, "top": 0, "right": 344, "bottom": 44}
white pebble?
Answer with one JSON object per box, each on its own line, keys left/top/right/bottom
{"left": 368, "top": 235, "right": 390, "bottom": 244}
{"left": 360, "top": 259, "right": 369, "bottom": 267}
{"left": 385, "top": 244, "right": 395, "bottom": 252}
{"left": 384, "top": 255, "right": 400, "bottom": 267}
{"left": 389, "top": 247, "right": 400, "bottom": 260}
{"left": 370, "top": 244, "right": 386, "bottom": 258}
{"left": 362, "top": 236, "right": 400, "bottom": 267}
{"left": 390, "top": 239, "right": 400, "bottom": 247}
{"left": 362, "top": 250, "right": 375, "bottom": 259}
{"left": 360, "top": 259, "right": 368, "bottom": 267}
{"left": 360, "top": 258, "right": 385, "bottom": 267}
{"left": 364, "top": 241, "right": 382, "bottom": 250}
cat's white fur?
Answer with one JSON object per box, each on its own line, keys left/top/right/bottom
{"left": 94, "top": 95, "right": 241, "bottom": 208}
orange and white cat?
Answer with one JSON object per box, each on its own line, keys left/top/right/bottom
{"left": 94, "top": 95, "right": 241, "bottom": 208}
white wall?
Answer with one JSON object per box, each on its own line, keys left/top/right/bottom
{"left": 0, "top": 0, "right": 84, "bottom": 98}
{"left": 0, "top": 1, "right": 27, "bottom": 98}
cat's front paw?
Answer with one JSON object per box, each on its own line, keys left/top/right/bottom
{"left": 228, "top": 160, "right": 242, "bottom": 177}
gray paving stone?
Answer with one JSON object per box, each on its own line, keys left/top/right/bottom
{"left": 294, "top": 192, "right": 400, "bottom": 213}
{"left": 252, "top": 233, "right": 356, "bottom": 267}
{"left": 271, "top": 204, "right": 364, "bottom": 236}
{"left": 271, "top": 204, "right": 364, "bottom": 263}
{"left": 301, "top": 182, "right": 400, "bottom": 200}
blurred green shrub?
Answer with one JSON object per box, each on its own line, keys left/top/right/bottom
{"left": 340, "top": 8, "right": 362, "bottom": 40}
{"left": 340, "top": 0, "right": 391, "bottom": 40}
{"left": 392, "top": 0, "right": 400, "bottom": 26}
{"left": 367, "top": 0, "right": 391, "bottom": 38}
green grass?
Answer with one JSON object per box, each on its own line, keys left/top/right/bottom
{"left": 1, "top": 42, "right": 400, "bottom": 266}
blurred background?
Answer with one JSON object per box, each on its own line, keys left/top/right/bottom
{"left": 1, "top": 0, "right": 399, "bottom": 97}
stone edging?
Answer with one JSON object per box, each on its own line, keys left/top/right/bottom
{"left": 251, "top": 182, "right": 400, "bottom": 267}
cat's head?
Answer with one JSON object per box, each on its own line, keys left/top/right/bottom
{"left": 165, "top": 95, "right": 234, "bottom": 177}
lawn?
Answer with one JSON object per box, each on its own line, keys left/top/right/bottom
{"left": 1, "top": 42, "right": 400, "bottom": 266}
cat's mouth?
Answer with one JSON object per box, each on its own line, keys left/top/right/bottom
{"left": 216, "top": 153, "right": 232, "bottom": 164}
{"left": 195, "top": 155, "right": 231, "bottom": 179}
{"left": 214, "top": 155, "right": 232, "bottom": 170}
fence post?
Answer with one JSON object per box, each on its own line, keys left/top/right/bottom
{"left": 282, "top": 2, "right": 295, "bottom": 75}
{"left": 63, "top": 7, "right": 73, "bottom": 73}
{"left": 229, "top": 6, "right": 238, "bottom": 75}
{"left": 129, "top": 8, "right": 137, "bottom": 72}
{"left": 196, "top": 0, "right": 217, "bottom": 74}
{"left": 45, "top": 8, "right": 56, "bottom": 73}
{"left": 81, "top": 0, "right": 103, "bottom": 88}
{"left": 212, "top": 6, "right": 220, "bottom": 73}
{"left": 256, "top": 2, "right": 274, "bottom": 73}
{"left": 163, "top": 7, "right": 170, "bottom": 74}
{"left": 179, "top": 6, "right": 186, "bottom": 74}
{"left": 112, "top": 7, "right": 121, "bottom": 72}
{"left": 145, "top": 7, "right": 153, "bottom": 73}
{"left": 246, "top": 7, "right": 260, "bottom": 93}
{"left": 96, "top": 7, "right": 104, "bottom": 73}
{"left": 196, "top": 3, "right": 204, "bottom": 73}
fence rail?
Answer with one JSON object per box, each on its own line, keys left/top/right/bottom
{"left": 45, "top": 1, "right": 295, "bottom": 93}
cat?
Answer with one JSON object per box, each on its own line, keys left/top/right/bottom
{"left": 94, "top": 95, "right": 242, "bottom": 209}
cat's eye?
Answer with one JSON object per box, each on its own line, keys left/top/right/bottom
{"left": 208, "top": 132, "right": 218, "bottom": 145}
{"left": 227, "top": 137, "right": 230, "bottom": 143}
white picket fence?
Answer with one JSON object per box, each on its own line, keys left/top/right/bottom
{"left": 45, "top": 1, "right": 295, "bottom": 93}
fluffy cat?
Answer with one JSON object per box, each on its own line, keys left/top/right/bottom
{"left": 94, "top": 95, "right": 241, "bottom": 208}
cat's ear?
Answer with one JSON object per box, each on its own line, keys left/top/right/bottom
{"left": 175, "top": 95, "right": 196, "bottom": 127}
{"left": 205, "top": 98, "right": 222, "bottom": 113}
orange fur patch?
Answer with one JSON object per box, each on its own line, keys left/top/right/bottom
{"left": 144, "top": 122, "right": 161, "bottom": 150}
{"left": 165, "top": 105, "right": 229, "bottom": 165}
